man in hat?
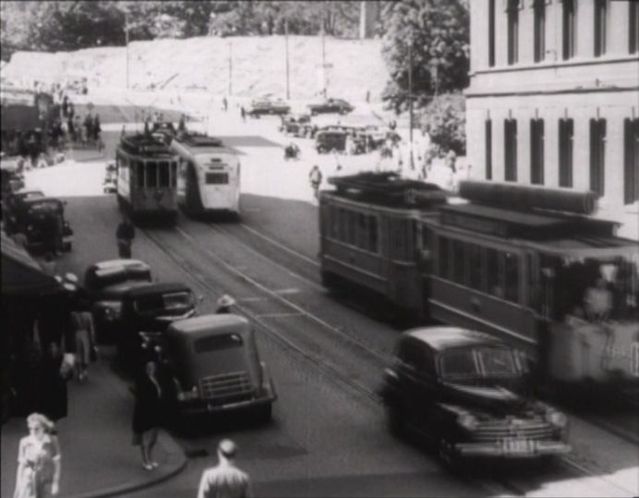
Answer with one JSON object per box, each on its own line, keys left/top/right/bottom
{"left": 197, "top": 439, "right": 252, "bottom": 498}
{"left": 216, "top": 295, "right": 236, "bottom": 314}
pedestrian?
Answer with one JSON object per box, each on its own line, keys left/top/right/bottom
{"left": 222, "top": 97, "right": 228, "bottom": 112}
{"left": 240, "top": 106, "right": 246, "bottom": 122}
{"left": 216, "top": 294, "right": 236, "bottom": 314}
{"left": 132, "top": 361, "right": 164, "bottom": 471}
{"left": 70, "top": 305, "right": 97, "bottom": 382}
{"left": 197, "top": 439, "right": 252, "bottom": 498}
{"left": 13, "top": 413, "right": 62, "bottom": 498}
{"left": 92, "top": 114, "right": 102, "bottom": 151}
{"left": 309, "top": 165, "right": 323, "bottom": 200}
{"left": 116, "top": 214, "right": 136, "bottom": 258}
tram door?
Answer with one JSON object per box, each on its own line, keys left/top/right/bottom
{"left": 388, "top": 217, "right": 421, "bottom": 314}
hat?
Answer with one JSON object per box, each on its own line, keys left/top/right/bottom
{"left": 217, "top": 294, "right": 235, "bottom": 308}
{"left": 218, "top": 439, "right": 237, "bottom": 458}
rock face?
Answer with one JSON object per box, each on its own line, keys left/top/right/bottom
{"left": 2, "top": 35, "right": 388, "bottom": 102}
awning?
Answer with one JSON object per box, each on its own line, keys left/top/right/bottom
{"left": 1, "top": 231, "right": 62, "bottom": 296}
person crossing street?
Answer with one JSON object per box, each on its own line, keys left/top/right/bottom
{"left": 116, "top": 215, "right": 136, "bottom": 258}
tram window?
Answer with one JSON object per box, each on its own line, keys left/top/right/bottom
{"left": 170, "top": 162, "right": 177, "bottom": 187}
{"left": 205, "top": 172, "right": 229, "bottom": 184}
{"left": 368, "top": 216, "right": 378, "bottom": 252}
{"left": 487, "top": 248, "right": 502, "bottom": 298}
{"left": 469, "top": 244, "right": 483, "bottom": 290}
{"left": 159, "top": 161, "right": 170, "bottom": 187}
{"left": 439, "top": 237, "right": 450, "bottom": 278}
{"left": 347, "top": 211, "right": 357, "bottom": 245}
{"left": 135, "top": 161, "right": 144, "bottom": 188}
{"left": 357, "top": 213, "right": 367, "bottom": 249}
{"left": 452, "top": 239, "right": 465, "bottom": 284}
{"left": 504, "top": 252, "right": 519, "bottom": 303}
{"left": 338, "top": 208, "right": 347, "bottom": 241}
{"left": 146, "top": 161, "right": 158, "bottom": 188}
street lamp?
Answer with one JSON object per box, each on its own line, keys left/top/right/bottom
{"left": 285, "top": 18, "right": 290, "bottom": 100}
{"left": 228, "top": 38, "right": 233, "bottom": 97}
{"left": 408, "top": 39, "right": 414, "bottom": 171}
{"left": 124, "top": 11, "right": 130, "bottom": 90}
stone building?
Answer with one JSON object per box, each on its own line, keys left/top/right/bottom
{"left": 465, "top": 0, "right": 639, "bottom": 239}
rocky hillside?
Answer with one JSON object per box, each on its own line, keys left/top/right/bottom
{"left": 2, "top": 35, "right": 389, "bottom": 102}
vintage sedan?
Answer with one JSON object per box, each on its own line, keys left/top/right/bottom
{"left": 307, "top": 98, "right": 354, "bottom": 116}
{"left": 279, "top": 113, "right": 313, "bottom": 137}
{"left": 84, "top": 259, "right": 153, "bottom": 343}
{"left": 247, "top": 98, "right": 291, "bottom": 117}
{"left": 158, "top": 314, "right": 276, "bottom": 423}
{"left": 117, "top": 282, "right": 198, "bottom": 368}
{"left": 379, "top": 327, "right": 571, "bottom": 466}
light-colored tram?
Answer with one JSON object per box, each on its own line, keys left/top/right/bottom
{"left": 170, "top": 132, "right": 241, "bottom": 218}
{"left": 116, "top": 133, "right": 179, "bottom": 223}
{"left": 319, "top": 173, "right": 639, "bottom": 390}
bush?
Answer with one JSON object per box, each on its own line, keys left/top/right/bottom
{"left": 419, "top": 92, "right": 465, "bottom": 156}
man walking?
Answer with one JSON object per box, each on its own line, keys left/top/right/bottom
{"left": 116, "top": 215, "right": 136, "bottom": 258}
{"left": 197, "top": 439, "right": 252, "bottom": 498}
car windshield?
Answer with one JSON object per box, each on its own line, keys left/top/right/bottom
{"left": 28, "top": 201, "right": 60, "bottom": 212}
{"left": 91, "top": 266, "right": 151, "bottom": 289}
{"left": 440, "top": 347, "right": 520, "bottom": 380}
{"left": 133, "top": 291, "right": 193, "bottom": 314}
{"left": 194, "top": 332, "right": 244, "bottom": 353}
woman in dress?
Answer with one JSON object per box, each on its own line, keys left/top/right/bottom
{"left": 13, "top": 413, "right": 61, "bottom": 498}
{"left": 132, "top": 361, "right": 163, "bottom": 470}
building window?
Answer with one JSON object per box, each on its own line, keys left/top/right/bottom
{"left": 558, "top": 119, "right": 574, "bottom": 188}
{"left": 562, "top": 0, "right": 576, "bottom": 60}
{"left": 590, "top": 119, "right": 606, "bottom": 197}
{"left": 533, "top": 0, "right": 546, "bottom": 62}
{"left": 507, "top": 0, "right": 519, "bottom": 65}
{"left": 485, "top": 119, "right": 493, "bottom": 180}
{"left": 594, "top": 0, "right": 607, "bottom": 57}
{"left": 530, "top": 119, "right": 544, "bottom": 185}
{"left": 488, "top": 0, "right": 496, "bottom": 66}
{"left": 505, "top": 119, "right": 518, "bottom": 182}
{"left": 631, "top": 1, "right": 639, "bottom": 54}
{"left": 624, "top": 118, "right": 639, "bottom": 204}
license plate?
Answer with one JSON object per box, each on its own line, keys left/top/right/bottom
{"left": 502, "top": 438, "right": 532, "bottom": 454}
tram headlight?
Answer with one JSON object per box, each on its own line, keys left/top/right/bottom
{"left": 457, "top": 413, "right": 479, "bottom": 431}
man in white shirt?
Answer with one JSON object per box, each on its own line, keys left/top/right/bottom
{"left": 197, "top": 439, "right": 252, "bottom": 498}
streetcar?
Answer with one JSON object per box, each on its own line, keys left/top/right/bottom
{"left": 170, "top": 131, "right": 241, "bottom": 218}
{"left": 115, "top": 132, "right": 179, "bottom": 223}
{"left": 319, "top": 172, "right": 639, "bottom": 392}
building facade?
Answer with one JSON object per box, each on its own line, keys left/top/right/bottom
{"left": 466, "top": 0, "right": 639, "bottom": 239}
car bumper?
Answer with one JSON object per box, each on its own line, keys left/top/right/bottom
{"left": 454, "top": 440, "right": 571, "bottom": 458}
{"left": 177, "top": 393, "right": 276, "bottom": 416}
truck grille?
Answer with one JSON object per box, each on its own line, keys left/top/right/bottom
{"left": 471, "top": 418, "right": 555, "bottom": 442}
{"left": 199, "top": 371, "right": 254, "bottom": 404}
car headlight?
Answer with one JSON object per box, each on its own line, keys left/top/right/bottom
{"left": 546, "top": 410, "right": 568, "bottom": 428}
{"left": 457, "top": 413, "right": 479, "bottom": 431}
{"left": 177, "top": 386, "right": 199, "bottom": 401}
{"left": 102, "top": 302, "right": 122, "bottom": 321}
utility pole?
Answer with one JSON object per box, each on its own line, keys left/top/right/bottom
{"left": 285, "top": 18, "right": 290, "bottom": 100}
{"left": 408, "top": 40, "right": 414, "bottom": 171}
{"left": 228, "top": 39, "right": 233, "bottom": 96}
{"left": 321, "top": 22, "right": 326, "bottom": 99}
{"left": 125, "top": 11, "right": 130, "bottom": 90}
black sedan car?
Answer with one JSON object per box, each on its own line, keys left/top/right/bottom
{"left": 308, "top": 98, "right": 354, "bottom": 116}
{"left": 84, "top": 259, "right": 153, "bottom": 343}
{"left": 247, "top": 98, "right": 291, "bottom": 117}
{"left": 379, "top": 327, "right": 571, "bottom": 467}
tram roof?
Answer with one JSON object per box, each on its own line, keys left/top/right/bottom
{"left": 118, "top": 133, "right": 175, "bottom": 158}
{"left": 172, "top": 133, "right": 235, "bottom": 155}
{"left": 404, "top": 327, "right": 504, "bottom": 352}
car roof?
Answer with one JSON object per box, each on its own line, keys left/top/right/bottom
{"left": 402, "top": 327, "right": 506, "bottom": 352}
{"left": 22, "top": 196, "right": 62, "bottom": 205}
{"left": 91, "top": 259, "right": 150, "bottom": 271}
{"left": 125, "top": 282, "right": 192, "bottom": 298}
{"left": 168, "top": 314, "right": 250, "bottom": 336}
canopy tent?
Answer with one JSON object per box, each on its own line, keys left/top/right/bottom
{"left": 1, "top": 231, "right": 61, "bottom": 296}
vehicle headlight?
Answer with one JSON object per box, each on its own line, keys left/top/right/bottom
{"left": 546, "top": 410, "right": 568, "bottom": 428}
{"left": 457, "top": 413, "right": 479, "bottom": 431}
{"left": 27, "top": 224, "right": 34, "bottom": 231}
{"left": 102, "top": 302, "right": 122, "bottom": 321}
{"left": 177, "top": 386, "right": 199, "bottom": 401}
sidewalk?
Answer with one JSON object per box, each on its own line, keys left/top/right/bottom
{"left": 1, "top": 351, "right": 187, "bottom": 498}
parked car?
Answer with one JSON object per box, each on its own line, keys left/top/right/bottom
{"left": 315, "top": 128, "right": 347, "bottom": 153}
{"left": 279, "top": 113, "right": 312, "bottom": 137}
{"left": 84, "top": 259, "right": 153, "bottom": 343}
{"left": 157, "top": 314, "right": 276, "bottom": 422}
{"left": 117, "top": 282, "right": 199, "bottom": 368}
{"left": 308, "top": 98, "right": 354, "bottom": 116}
{"left": 379, "top": 327, "right": 571, "bottom": 467}
{"left": 247, "top": 98, "right": 291, "bottom": 117}
{"left": 6, "top": 195, "right": 73, "bottom": 253}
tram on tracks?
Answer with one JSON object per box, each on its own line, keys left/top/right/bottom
{"left": 170, "top": 132, "right": 241, "bottom": 218}
{"left": 319, "top": 172, "right": 639, "bottom": 391}
{"left": 115, "top": 132, "right": 179, "bottom": 223}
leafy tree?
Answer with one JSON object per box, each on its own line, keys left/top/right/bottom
{"left": 419, "top": 92, "right": 466, "bottom": 156}
{"left": 380, "top": 0, "right": 469, "bottom": 114}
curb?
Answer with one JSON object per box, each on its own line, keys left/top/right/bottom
{"left": 68, "top": 431, "right": 188, "bottom": 498}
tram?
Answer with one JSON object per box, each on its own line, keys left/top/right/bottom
{"left": 170, "top": 132, "right": 241, "bottom": 218}
{"left": 115, "top": 132, "right": 179, "bottom": 223}
{"left": 319, "top": 172, "right": 639, "bottom": 390}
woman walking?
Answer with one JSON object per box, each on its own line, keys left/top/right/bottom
{"left": 13, "top": 413, "right": 62, "bottom": 498}
{"left": 132, "top": 361, "right": 164, "bottom": 471}
{"left": 70, "top": 306, "right": 96, "bottom": 382}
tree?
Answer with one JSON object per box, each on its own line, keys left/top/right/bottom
{"left": 419, "top": 92, "right": 466, "bottom": 156}
{"left": 380, "top": 0, "right": 469, "bottom": 114}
